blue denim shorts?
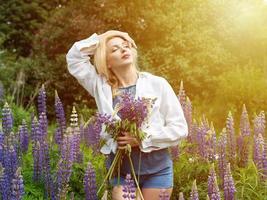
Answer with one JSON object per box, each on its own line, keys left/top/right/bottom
{"left": 109, "top": 165, "right": 173, "bottom": 189}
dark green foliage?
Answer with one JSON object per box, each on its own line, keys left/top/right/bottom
{"left": 0, "top": 0, "right": 69, "bottom": 57}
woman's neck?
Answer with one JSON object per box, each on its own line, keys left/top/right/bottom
{"left": 113, "top": 67, "right": 138, "bottom": 88}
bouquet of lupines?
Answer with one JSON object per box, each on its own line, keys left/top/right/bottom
{"left": 86, "top": 91, "right": 155, "bottom": 200}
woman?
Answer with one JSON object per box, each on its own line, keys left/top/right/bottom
{"left": 66, "top": 30, "right": 188, "bottom": 200}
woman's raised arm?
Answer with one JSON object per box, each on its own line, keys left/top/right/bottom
{"left": 66, "top": 33, "right": 100, "bottom": 97}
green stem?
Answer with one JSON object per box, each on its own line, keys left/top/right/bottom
{"left": 108, "top": 150, "right": 122, "bottom": 180}
{"left": 127, "top": 153, "right": 145, "bottom": 200}
{"left": 97, "top": 150, "right": 122, "bottom": 195}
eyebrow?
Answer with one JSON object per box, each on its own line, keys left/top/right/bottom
{"left": 110, "top": 41, "right": 129, "bottom": 48}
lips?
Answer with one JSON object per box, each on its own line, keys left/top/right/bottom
{"left": 122, "top": 54, "right": 130, "bottom": 59}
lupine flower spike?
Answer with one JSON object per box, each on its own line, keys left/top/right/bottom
{"left": 2, "top": 102, "right": 13, "bottom": 135}
{"left": 223, "top": 163, "right": 236, "bottom": 200}
{"left": 122, "top": 174, "right": 136, "bottom": 200}
{"left": 18, "top": 120, "right": 29, "bottom": 153}
{"left": 218, "top": 128, "right": 227, "bottom": 182}
{"left": 177, "top": 80, "right": 186, "bottom": 111}
{"left": 84, "top": 162, "right": 97, "bottom": 200}
{"left": 11, "top": 167, "right": 24, "bottom": 200}
{"left": 208, "top": 163, "right": 221, "bottom": 200}
{"left": 226, "top": 111, "right": 236, "bottom": 165}
{"left": 253, "top": 111, "right": 265, "bottom": 136}
{"left": 240, "top": 104, "right": 251, "bottom": 136}
{"left": 54, "top": 90, "right": 66, "bottom": 145}
{"left": 38, "top": 84, "right": 47, "bottom": 116}
{"left": 190, "top": 179, "right": 199, "bottom": 200}
{"left": 262, "top": 142, "right": 267, "bottom": 180}
{"left": 178, "top": 192, "right": 185, "bottom": 200}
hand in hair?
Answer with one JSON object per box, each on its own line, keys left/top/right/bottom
{"left": 99, "top": 30, "right": 137, "bottom": 49}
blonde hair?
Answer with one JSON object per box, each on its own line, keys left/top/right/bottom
{"left": 93, "top": 31, "right": 138, "bottom": 96}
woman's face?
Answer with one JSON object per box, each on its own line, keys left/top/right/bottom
{"left": 106, "top": 37, "right": 133, "bottom": 70}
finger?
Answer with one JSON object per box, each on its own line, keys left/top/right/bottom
{"left": 118, "top": 141, "right": 128, "bottom": 146}
{"left": 101, "top": 31, "right": 137, "bottom": 49}
{"left": 117, "top": 136, "right": 127, "bottom": 141}
{"left": 124, "top": 35, "right": 137, "bottom": 49}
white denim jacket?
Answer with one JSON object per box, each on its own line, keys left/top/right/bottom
{"left": 66, "top": 33, "right": 188, "bottom": 154}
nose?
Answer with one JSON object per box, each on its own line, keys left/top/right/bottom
{"left": 120, "top": 46, "right": 127, "bottom": 52}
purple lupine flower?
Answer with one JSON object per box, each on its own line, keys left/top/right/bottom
{"left": 77, "top": 150, "right": 84, "bottom": 164}
{"left": 187, "top": 118, "right": 197, "bottom": 144}
{"left": 177, "top": 80, "right": 186, "bottom": 111}
{"left": 2, "top": 102, "right": 13, "bottom": 135}
{"left": 54, "top": 127, "right": 62, "bottom": 146}
{"left": 226, "top": 112, "right": 236, "bottom": 165}
{"left": 171, "top": 145, "right": 179, "bottom": 161}
{"left": 122, "top": 174, "right": 136, "bottom": 200}
{"left": 206, "top": 123, "right": 217, "bottom": 162}
{"left": 240, "top": 104, "right": 251, "bottom": 136}
{"left": 56, "top": 127, "right": 75, "bottom": 199}
{"left": 218, "top": 129, "right": 227, "bottom": 183}
{"left": 223, "top": 163, "right": 236, "bottom": 200}
{"left": 202, "top": 115, "right": 210, "bottom": 131}
{"left": 196, "top": 122, "right": 207, "bottom": 159}
{"left": 208, "top": 163, "right": 221, "bottom": 200}
{"left": 0, "top": 163, "right": 9, "bottom": 200}
{"left": 116, "top": 91, "right": 155, "bottom": 129}
{"left": 253, "top": 133, "right": 264, "bottom": 170}
{"left": 253, "top": 111, "right": 265, "bottom": 136}
{"left": 31, "top": 116, "right": 47, "bottom": 183}
{"left": 3, "top": 145, "right": 18, "bottom": 181}
{"left": 31, "top": 116, "right": 40, "bottom": 142}
{"left": 0, "top": 131, "right": 4, "bottom": 163}
{"left": 187, "top": 119, "right": 198, "bottom": 154}
{"left": 6, "top": 132, "right": 18, "bottom": 150}
{"left": 236, "top": 131, "right": 250, "bottom": 168}
{"left": 190, "top": 180, "right": 199, "bottom": 200}
{"left": 159, "top": 189, "right": 170, "bottom": 200}
{"left": 262, "top": 142, "right": 267, "bottom": 180}
{"left": 32, "top": 141, "right": 42, "bottom": 182}
{"left": 184, "top": 96, "right": 192, "bottom": 138}
{"left": 38, "top": 84, "right": 47, "bottom": 116}
{"left": 54, "top": 90, "right": 66, "bottom": 145}
{"left": 179, "top": 192, "right": 185, "bottom": 200}
{"left": 1, "top": 145, "right": 18, "bottom": 199}
{"left": 197, "top": 118, "right": 213, "bottom": 160}
{"left": 72, "top": 127, "right": 82, "bottom": 163}
{"left": 42, "top": 141, "right": 55, "bottom": 200}
{"left": 39, "top": 112, "right": 48, "bottom": 140}
{"left": 84, "top": 113, "right": 113, "bottom": 152}
{"left": 18, "top": 120, "right": 29, "bottom": 153}
{"left": 11, "top": 167, "right": 24, "bottom": 200}
{"left": 83, "top": 162, "right": 97, "bottom": 200}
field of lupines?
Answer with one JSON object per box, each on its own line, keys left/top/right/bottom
{"left": 0, "top": 81, "right": 267, "bottom": 200}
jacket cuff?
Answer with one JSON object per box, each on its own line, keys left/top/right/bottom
{"left": 75, "top": 33, "right": 99, "bottom": 55}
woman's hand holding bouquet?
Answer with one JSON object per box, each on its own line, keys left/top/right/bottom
{"left": 85, "top": 91, "right": 155, "bottom": 199}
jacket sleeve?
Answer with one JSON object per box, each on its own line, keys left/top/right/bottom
{"left": 66, "top": 33, "right": 100, "bottom": 97}
{"left": 140, "top": 78, "right": 188, "bottom": 153}
{"left": 66, "top": 34, "right": 118, "bottom": 155}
